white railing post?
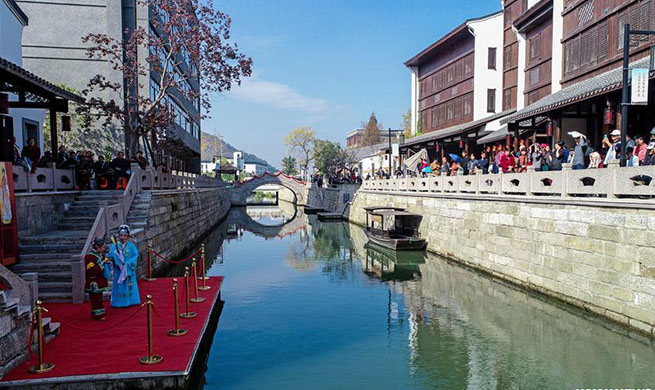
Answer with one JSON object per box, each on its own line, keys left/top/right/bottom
{"left": 608, "top": 159, "right": 620, "bottom": 199}
{"left": 561, "top": 163, "right": 571, "bottom": 198}
{"left": 526, "top": 165, "right": 534, "bottom": 197}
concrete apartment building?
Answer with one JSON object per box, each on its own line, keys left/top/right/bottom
{"left": 16, "top": 0, "right": 202, "bottom": 172}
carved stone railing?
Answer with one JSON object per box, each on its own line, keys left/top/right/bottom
{"left": 362, "top": 161, "right": 655, "bottom": 201}
{"left": 12, "top": 165, "right": 75, "bottom": 192}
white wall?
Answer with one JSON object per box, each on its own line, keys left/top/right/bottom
{"left": 409, "top": 66, "right": 419, "bottom": 134}
{"left": 551, "top": 0, "right": 564, "bottom": 93}
{"left": 244, "top": 163, "right": 266, "bottom": 176}
{"left": 0, "top": 0, "right": 45, "bottom": 153}
{"left": 468, "top": 13, "right": 504, "bottom": 120}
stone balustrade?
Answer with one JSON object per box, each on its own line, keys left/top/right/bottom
{"left": 362, "top": 160, "right": 655, "bottom": 200}
{"left": 13, "top": 165, "right": 224, "bottom": 193}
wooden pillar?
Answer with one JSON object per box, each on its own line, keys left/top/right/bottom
{"left": 50, "top": 108, "right": 58, "bottom": 162}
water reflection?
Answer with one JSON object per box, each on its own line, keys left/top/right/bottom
{"left": 193, "top": 208, "right": 655, "bottom": 390}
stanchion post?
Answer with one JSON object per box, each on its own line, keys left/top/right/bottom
{"left": 190, "top": 260, "right": 206, "bottom": 303}
{"left": 145, "top": 245, "right": 156, "bottom": 282}
{"left": 199, "top": 245, "right": 211, "bottom": 291}
{"left": 139, "top": 294, "right": 163, "bottom": 365}
{"left": 180, "top": 267, "right": 197, "bottom": 319}
{"left": 28, "top": 300, "right": 55, "bottom": 374}
{"left": 169, "top": 279, "right": 188, "bottom": 336}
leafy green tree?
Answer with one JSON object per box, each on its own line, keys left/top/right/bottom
{"left": 313, "top": 140, "right": 359, "bottom": 177}
{"left": 281, "top": 156, "right": 298, "bottom": 175}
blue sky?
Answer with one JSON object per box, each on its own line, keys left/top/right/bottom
{"left": 205, "top": 0, "right": 500, "bottom": 166}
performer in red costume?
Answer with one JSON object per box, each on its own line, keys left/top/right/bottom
{"left": 85, "top": 238, "right": 111, "bottom": 320}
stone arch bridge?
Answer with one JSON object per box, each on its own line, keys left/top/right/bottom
{"left": 229, "top": 172, "right": 307, "bottom": 206}
{"left": 225, "top": 207, "right": 308, "bottom": 239}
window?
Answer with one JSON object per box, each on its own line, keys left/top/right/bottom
{"left": 530, "top": 67, "right": 540, "bottom": 86}
{"left": 488, "top": 47, "right": 497, "bottom": 69}
{"left": 530, "top": 34, "right": 541, "bottom": 60}
{"left": 487, "top": 89, "right": 496, "bottom": 113}
{"left": 618, "top": 13, "right": 626, "bottom": 50}
{"left": 447, "top": 103, "right": 453, "bottom": 121}
{"left": 578, "top": 0, "right": 594, "bottom": 27}
{"left": 463, "top": 95, "right": 472, "bottom": 116}
{"left": 23, "top": 119, "right": 39, "bottom": 148}
{"left": 599, "top": 22, "right": 608, "bottom": 58}
{"left": 503, "top": 88, "right": 512, "bottom": 111}
{"left": 504, "top": 46, "right": 512, "bottom": 70}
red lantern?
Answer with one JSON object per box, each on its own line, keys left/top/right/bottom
{"left": 604, "top": 105, "right": 614, "bottom": 125}
{"left": 62, "top": 115, "right": 71, "bottom": 132}
{"left": 459, "top": 138, "right": 463, "bottom": 148}
{"left": 547, "top": 121, "right": 553, "bottom": 137}
{"left": 0, "top": 94, "right": 8, "bottom": 115}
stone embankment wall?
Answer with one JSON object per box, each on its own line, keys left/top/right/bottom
{"left": 280, "top": 184, "right": 360, "bottom": 214}
{"left": 136, "top": 188, "right": 231, "bottom": 276}
{"left": 16, "top": 192, "right": 77, "bottom": 236}
{"left": 349, "top": 191, "right": 655, "bottom": 336}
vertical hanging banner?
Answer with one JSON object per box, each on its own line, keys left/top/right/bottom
{"left": 631, "top": 68, "right": 650, "bottom": 105}
{"left": 0, "top": 162, "right": 18, "bottom": 266}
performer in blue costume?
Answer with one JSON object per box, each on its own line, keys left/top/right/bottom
{"left": 107, "top": 224, "right": 141, "bottom": 307}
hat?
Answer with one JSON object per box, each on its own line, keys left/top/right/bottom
{"left": 118, "top": 224, "right": 130, "bottom": 236}
{"left": 540, "top": 143, "right": 547, "bottom": 148}
{"left": 610, "top": 129, "right": 621, "bottom": 136}
{"left": 648, "top": 142, "right": 655, "bottom": 150}
{"left": 568, "top": 131, "right": 584, "bottom": 138}
{"left": 92, "top": 238, "right": 105, "bottom": 248}
{"left": 557, "top": 140, "right": 565, "bottom": 146}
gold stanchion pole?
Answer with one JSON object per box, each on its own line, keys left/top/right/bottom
{"left": 198, "top": 245, "right": 211, "bottom": 291}
{"left": 28, "top": 300, "right": 55, "bottom": 374}
{"left": 168, "top": 279, "right": 188, "bottom": 337}
{"left": 180, "top": 267, "right": 197, "bottom": 319}
{"left": 190, "top": 260, "right": 205, "bottom": 303}
{"left": 145, "top": 245, "right": 156, "bottom": 282}
{"left": 139, "top": 295, "right": 163, "bottom": 365}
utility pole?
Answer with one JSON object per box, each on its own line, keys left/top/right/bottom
{"left": 388, "top": 128, "right": 392, "bottom": 176}
{"left": 620, "top": 23, "right": 655, "bottom": 166}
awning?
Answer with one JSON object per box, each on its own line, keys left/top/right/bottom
{"left": 404, "top": 148, "right": 428, "bottom": 172}
{"left": 401, "top": 109, "right": 516, "bottom": 148}
{"left": 501, "top": 56, "right": 651, "bottom": 125}
{"left": 476, "top": 125, "right": 508, "bottom": 144}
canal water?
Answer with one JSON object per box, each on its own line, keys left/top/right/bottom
{"left": 195, "top": 206, "right": 655, "bottom": 390}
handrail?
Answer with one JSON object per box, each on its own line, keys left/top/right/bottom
{"left": 72, "top": 207, "right": 106, "bottom": 303}
{"left": 361, "top": 160, "right": 655, "bottom": 202}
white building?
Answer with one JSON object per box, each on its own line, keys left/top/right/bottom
{"left": 0, "top": 0, "right": 45, "bottom": 155}
{"left": 244, "top": 162, "right": 267, "bottom": 176}
{"left": 233, "top": 151, "right": 243, "bottom": 172}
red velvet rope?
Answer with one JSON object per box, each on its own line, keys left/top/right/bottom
{"left": 151, "top": 248, "right": 202, "bottom": 264}
{"left": 26, "top": 313, "right": 36, "bottom": 357}
{"left": 46, "top": 304, "right": 145, "bottom": 333}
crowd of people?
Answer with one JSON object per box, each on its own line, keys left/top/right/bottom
{"left": 371, "top": 128, "right": 655, "bottom": 179}
{"left": 11, "top": 137, "right": 167, "bottom": 190}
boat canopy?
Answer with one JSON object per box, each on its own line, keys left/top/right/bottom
{"left": 365, "top": 208, "right": 422, "bottom": 218}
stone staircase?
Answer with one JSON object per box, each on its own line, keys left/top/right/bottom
{"left": 0, "top": 290, "right": 59, "bottom": 377}
{"left": 10, "top": 191, "right": 127, "bottom": 302}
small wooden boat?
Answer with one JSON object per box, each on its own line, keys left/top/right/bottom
{"left": 363, "top": 207, "right": 427, "bottom": 251}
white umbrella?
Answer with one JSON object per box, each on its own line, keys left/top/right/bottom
{"left": 404, "top": 148, "right": 428, "bottom": 173}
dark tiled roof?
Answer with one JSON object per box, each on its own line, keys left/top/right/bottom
{"left": 401, "top": 109, "right": 516, "bottom": 148}
{"left": 0, "top": 56, "right": 84, "bottom": 103}
{"left": 5, "top": 0, "right": 28, "bottom": 26}
{"left": 501, "top": 57, "right": 650, "bottom": 125}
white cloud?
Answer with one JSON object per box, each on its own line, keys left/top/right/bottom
{"left": 231, "top": 79, "right": 330, "bottom": 113}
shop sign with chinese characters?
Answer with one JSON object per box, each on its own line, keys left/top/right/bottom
{"left": 631, "top": 68, "right": 650, "bottom": 105}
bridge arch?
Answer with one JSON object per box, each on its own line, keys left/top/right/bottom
{"left": 229, "top": 172, "right": 307, "bottom": 206}
{"left": 225, "top": 206, "right": 307, "bottom": 239}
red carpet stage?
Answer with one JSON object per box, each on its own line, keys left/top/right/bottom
{"left": 2, "top": 276, "right": 223, "bottom": 385}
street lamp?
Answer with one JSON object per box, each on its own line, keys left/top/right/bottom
{"left": 620, "top": 23, "right": 655, "bottom": 166}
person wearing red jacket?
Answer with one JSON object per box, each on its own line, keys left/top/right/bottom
{"left": 85, "top": 238, "right": 111, "bottom": 320}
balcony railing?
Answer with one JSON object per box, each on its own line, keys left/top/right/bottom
{"left": 361, "top": 161, "right": 655, "bottom": 201}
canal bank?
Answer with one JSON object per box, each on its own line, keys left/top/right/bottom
{"left": 348, "top": 190, "right": 655, "bottom": 336}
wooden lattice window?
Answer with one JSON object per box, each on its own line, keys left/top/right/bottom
{"left": 530, "top": 34, "right": 541, "bottom": 60}
{"left": 618, "top": 13, "right": 626, "bottom": 50}
{"left": 530, "top": 67, "right": 540, "bottom": 86}
{"left": 503, "top": 88, "right": 512, "bottom": 111}
{"left": 640, "top": 2, "right": 650, "bottom": 40}
{"left": 598, "top": 22, "right": 608, "bottom": 59}
{"left": 488, "top": 48, "right": 497, "bottom": 69}
{"left": 578, "top": 0, "right": 594, "bottom": 27}
{"left": 504, "top": 46, "right": 512, "bottom": 70}
{"left": 581, "top": 32, "right": 591, "bottom": 66}
{"left": 571, "top": 37, "right": 580, "bottom": 71}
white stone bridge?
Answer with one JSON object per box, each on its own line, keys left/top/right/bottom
{"left": 225, "top": 207, "right": 308, "bottom": 239}
{"left": 229, "top": 172, "right": 307, "bottom": 206}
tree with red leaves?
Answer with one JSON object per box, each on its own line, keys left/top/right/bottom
{"left": 77, "top": 0, "right": 252, "bottom": 165}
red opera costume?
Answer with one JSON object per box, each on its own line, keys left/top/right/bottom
{"left": 84, "top": 250, "right": 111, "bottom": 320}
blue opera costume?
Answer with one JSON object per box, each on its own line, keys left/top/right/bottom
{"left": 107, "top": 239, "right": 141, "bottom": 307}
